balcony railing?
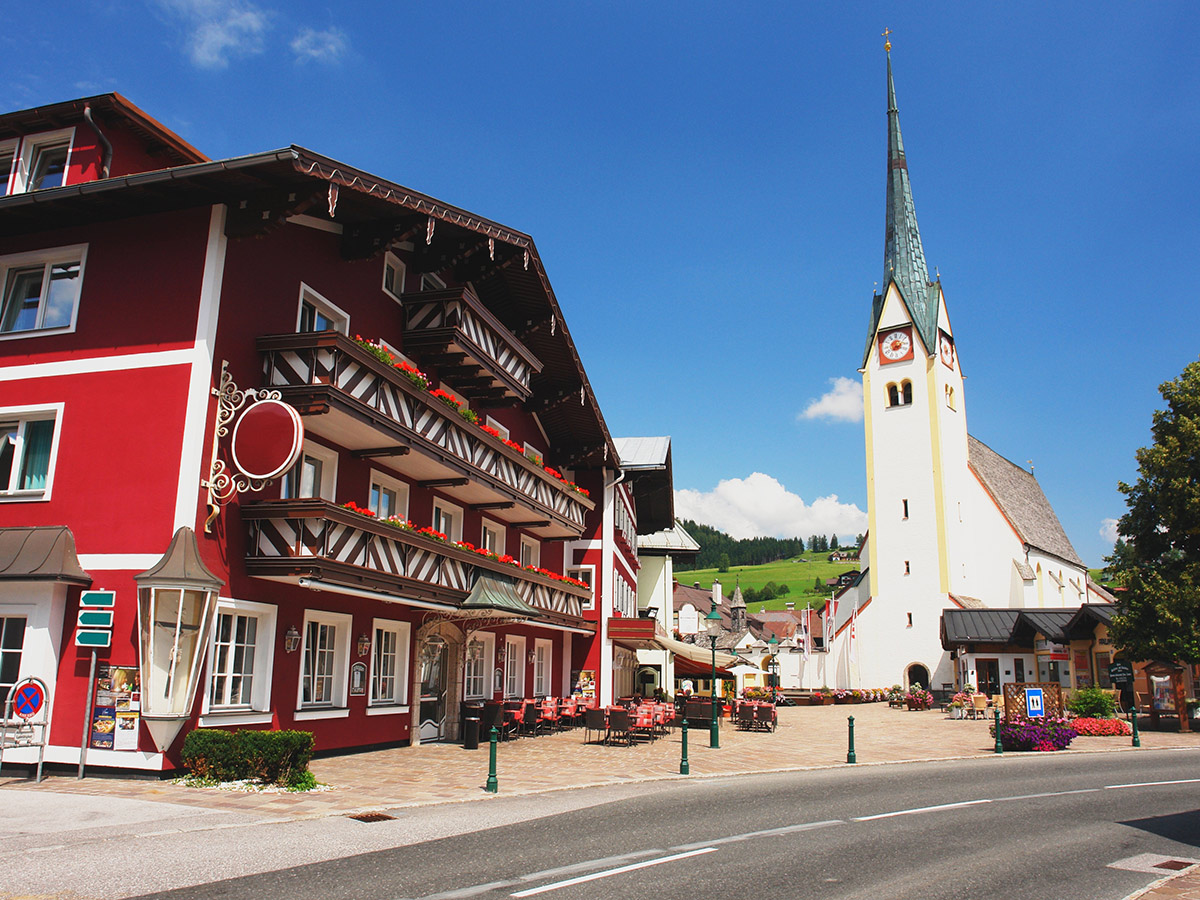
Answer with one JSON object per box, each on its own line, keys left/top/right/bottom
{"left": 258, "top": 331, "right": 593, "bottom": 538}
{"left": 242, "top": 499, "right": 591, "bottom": 620}
{"left": 402, "top": 287, "right": 543, "bottom": 403}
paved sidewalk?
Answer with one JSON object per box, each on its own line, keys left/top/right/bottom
{"left": 1128, "top": 865, "right": 1200, "bottom": 900}
{"left": 2, "top": 703, "right": 1196, "bottom": 821}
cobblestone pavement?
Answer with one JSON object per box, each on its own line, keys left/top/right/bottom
{"left": 3, "top": 704, "right": 1197, "bottom": 820}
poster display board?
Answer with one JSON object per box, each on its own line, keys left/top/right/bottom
{"left": 91, "top": 665, "right": 141, "bottom": 750}
{"left": 572, "top": 669, "right": 596, "bottom": 702}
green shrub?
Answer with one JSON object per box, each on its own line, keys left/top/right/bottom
{"left": 1066, "top": 686, "right": 1117, "bottom": 719}
{"left": 180, "top": 728, "right": 315, "bottom": 787}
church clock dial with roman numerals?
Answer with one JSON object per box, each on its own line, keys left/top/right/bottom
{"left": 878, "top": 327, "right": 913, "bottom": 363}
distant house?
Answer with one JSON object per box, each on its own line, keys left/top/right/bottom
{"left": 828, "top": 551, "right": 856, "bottom": 562}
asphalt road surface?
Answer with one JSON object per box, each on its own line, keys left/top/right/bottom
{"left": 115, "top": 750, "right": 1200, "bottom": 900}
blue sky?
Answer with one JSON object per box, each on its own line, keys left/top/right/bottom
{"left": 5, "top": 3, "right": 1198, "bottom": 567}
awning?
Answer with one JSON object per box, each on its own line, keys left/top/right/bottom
{"left": 657, "top": 633, "right": 739, "bottom": 669}
{"left": 0, "top": 526, "right": 92, "bottom": 585}
{"left": 673, "top": 654, "right": 734, "bottom": 679}
{"left": 460, "top": 573, "right": 539, "bottom": 618}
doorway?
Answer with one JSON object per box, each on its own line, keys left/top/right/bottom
{"left": 977, "top": 659, "right": 1000, "bottom": 696}
{"left": 906, "top": 663, "right": 930, "bottom": 690}
{"left": 418, "top": 635, "right": 449, "bottom": 741}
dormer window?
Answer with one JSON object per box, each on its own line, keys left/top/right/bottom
{"left": 9, "top": 129, "right": 74, "bottom": 194}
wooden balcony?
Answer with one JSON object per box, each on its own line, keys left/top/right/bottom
{"left": 242, "top": 499, "right": 592, "bottom": 624}
{"left": 402, "top": 287, "right": 542, "bottom": 403}
{"left": 258, "top": 332, "right": 593, "bottom": 539}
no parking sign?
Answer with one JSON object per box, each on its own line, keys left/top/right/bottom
{"left": 1025, "top": 687, "right": 1045, "bottom": 716}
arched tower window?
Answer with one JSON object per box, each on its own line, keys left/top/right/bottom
{"left": 887, "top": 383, "right": 899, "bottom": 407}
{"left": 887, "top": 381, "right": 914, "bottom": 408}
{"left": 901, "top": 380, "right": 913, "bottom": 405}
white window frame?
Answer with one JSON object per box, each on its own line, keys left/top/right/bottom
{"left": 420, "top": 272, "right": 446, "bottom": 291}
{"left": 520, "top": 535, "right": 540, "bottom": 569}
{"left": 296, "top": 283, "right": 349, "bottom": 335}
{"left": 0, "top": 139, "right": 18, "bottom": 196}
{"left": 432, "top": 497, "right": 464, "bottom": 543}
{"left": 11, "top": 128, "right": 75, "bottom": 194}
{"left": 281, "top": 440, "right": 338, "bottom": 501}
{"left": 566, "top": 565, "right": 595, "bottom": 610}
{"left": 369, "top": 468, "right": 409, "bottom": 521}
{"left": 523, "top": 442, "right": 543, "bottom": 466}
{"left": 464, "top": 631, "right": 495, "bottom": 700}
{"left": 481, "top": 519, "right": 505, "bottom": 556}
{"left": 504, "top": 635, "right": 525, "bottom": 698}
{"left": 382, "top": 252, "right": 406, "bottom": 302}
{"left": 533, "top": 638, "right": 553, "bottom": 697}
{"left": 0, "top": 245, "right": 88, "bottom": 340}
{"left": 368, "top": 617, "right": 411, "bottom": 711}
{"left": 0, "top": 403, "right": 64, "bottom": 502}
{"left": 296, "top": 609, "right": 352, "bottom": 717}
{"left": 200, "top": 597, "right": 277, "bottom": 725}
{"left": 485, "top": 416, "right": 510, "bottom": 442}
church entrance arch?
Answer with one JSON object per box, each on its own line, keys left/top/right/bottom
{"left": 906, "top": 663, "right": 931, "bottom": 690}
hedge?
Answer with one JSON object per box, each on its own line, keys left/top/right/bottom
{"left": 181, "top": 728, "right": 315, "bottom": 787}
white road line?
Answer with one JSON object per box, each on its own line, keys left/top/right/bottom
{"left": 853, "top": 799, "right": 992, "bottom": 822}
{"left": 997, "top": 789, "right": 1100, "bottom": 802}
{"left": 674, "top": 819, "right": 844, "bottom": 851}
{"left": 510, "top": 848, "right": 718, "bottom": 897}
{"left": 1105, "top": 778, "right": 1200, "bottom": 790}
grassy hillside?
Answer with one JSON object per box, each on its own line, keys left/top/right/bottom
{"left": 676, "top": 555, "right": 862, "bottom": 612}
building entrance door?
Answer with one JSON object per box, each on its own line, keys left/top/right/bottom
{"left": 418, "top": 636, "right": 448, "bottom": 741}
{"left": 977, "top": 659, "right": 1000, "bottom": 696}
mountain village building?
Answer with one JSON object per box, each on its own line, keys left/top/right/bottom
{"left": 0, "top": 94, "right": 667, "bottom": 771}
{"left": 812, "top": 50, "right": 1113, "bottom": 695}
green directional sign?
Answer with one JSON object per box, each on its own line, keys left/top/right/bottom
{"left": 75, "top": 629, "right": 112, "bottom": 648}
{"left": 80, "top": 590, "right": 116, "bottom": 608}
{"left": 77, "top": 609, "right": 114, "bottom": 628}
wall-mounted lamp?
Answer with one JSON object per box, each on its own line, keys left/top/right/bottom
{"left": 285, "top": 625, "right": 301, "bottom": 653}
{"left": 528, "top": 649, "right": 536, "bottom": 665}
{"left": 357, "top": 633, "right": 372, "bottom": 657}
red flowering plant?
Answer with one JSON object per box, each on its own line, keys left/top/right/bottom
{"left": 479, "top": 424, "right": 501, "bottom": 439}
{"left": 416, "top": 526, "right": 448, "bottom": 542}
{"left": 503, "top": 438, "right": 524, "bottom": 454}
{"left": 352, "top": 336, "right": 430, "bottom": 391}
{"left": 341, "top": 500, "right": 376, "bottom": 517}
{"left": 990, "top": 715, "right": 1077, "bottom": 751}
{"left": 1071, "top": 717, "right": 1132, "bottom": 737}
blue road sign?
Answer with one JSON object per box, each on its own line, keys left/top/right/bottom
{"left": 12, "top": 682, "right": 44, "bottom": 718}
{"left": 1025, "top": 687, "right": 1045, "bottom": 717}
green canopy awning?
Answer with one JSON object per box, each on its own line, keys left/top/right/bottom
{"left": 460, "top": 573, "right": 539, "bottom": 618}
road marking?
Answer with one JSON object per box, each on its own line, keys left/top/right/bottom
{"left": 510, "top": 848, "right": 718, "bottom": 897}
{"left": 674, "top": 819, "right": 844, "bottom": 851}
{"left": 1105, "top": 778, "right": 1200, "bottom": 790}
{"left": 998, "top": 789, "right": 1100, "bottom": 802}
{"left": 853, "top": 799, "right": 991, "bottom": 822}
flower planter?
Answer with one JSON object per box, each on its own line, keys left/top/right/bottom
{"left": 834, "top": 696, "right": 850, "bottom": 704}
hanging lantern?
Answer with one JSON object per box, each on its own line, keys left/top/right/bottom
{"left": 284, "top": 626, "right": 301, "bottom": 653}
{"left": 134, "top": 527, "right": 224, "bottom": 752}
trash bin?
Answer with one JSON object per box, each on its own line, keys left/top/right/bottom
{"left": 463, "top": 716, "right": 481, "bottom": 750}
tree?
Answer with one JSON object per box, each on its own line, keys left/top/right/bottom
{"left": 831, "top": 534, "right": 840, "bottom": 550}
{"left": 717, "top": 553, "right": 730, "bottom": 573}
{"left": 813, "top": 576, "right": 823, "bottom": 593}
{"left": 1107, "top": 358, "right": 1200, "bottom": 664}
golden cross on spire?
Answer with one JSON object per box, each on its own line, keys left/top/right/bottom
{"left": 882, "top": 27, "right": 892, "bottom": 52}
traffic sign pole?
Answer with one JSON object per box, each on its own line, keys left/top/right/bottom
{"left": 78, "top": 649, "right": 97, "bottom": 780}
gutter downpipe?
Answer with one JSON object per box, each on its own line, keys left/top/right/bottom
{"left": 82, "top": 103, "right": 113, "bottom": 179}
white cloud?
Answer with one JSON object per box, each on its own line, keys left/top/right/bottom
{"left": 675, "top": 472, "right": 867, "bottom": 541}
{"left": 158, "top": 0, "right": 270, "bottom": 69}
{"left": 800, "top": 376, "right": 862, "bottom": 423}
{"left": 1099, "top": 518, "right": 1120, "bottom": 544}
{"left": 291, "top": 27, "right": 348, "bottom": 64}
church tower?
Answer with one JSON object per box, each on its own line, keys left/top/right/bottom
{"left": 859, "top": 44, "right": 970, "bottom": 689}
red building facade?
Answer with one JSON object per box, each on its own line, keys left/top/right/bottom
{"left": 0, "top": 94, "right": 642, "bottom": 772}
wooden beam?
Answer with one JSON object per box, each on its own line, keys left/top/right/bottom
{"left": 511, "top": 520, "right": 551, "bottom": 529}
{"left": 225, "top": 188, "right": 324, "bottom": 239}
{"left": 417, "top": 478, "right": 469, "bottom": 488}
{"left": 353, "top": 446, "right": 412, "bottom": 459}
{"left": 470, "top": 501, "right": 515, "bottom": 511}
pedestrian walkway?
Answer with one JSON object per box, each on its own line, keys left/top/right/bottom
{"left": 1127, "top": 865, "right": 1200, "bottom": 900}
{"left": 3, "top": 703, "right": 1195, "bottom": 821}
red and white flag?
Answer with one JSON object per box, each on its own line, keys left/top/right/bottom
{"left": 849, "top": 597, "right": 859, "bottom": 662}
{"left": 824, "top": 598, "right": 834, "bottom": 650}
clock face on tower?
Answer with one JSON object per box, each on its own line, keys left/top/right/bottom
{"left": 939, "top": 331, "right": 955, "bottom": 369}
{"left": 878, "top": 327, "right": 914, "bottom": 364}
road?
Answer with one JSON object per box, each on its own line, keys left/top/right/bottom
{"left": 101, "top": 749, "right": 1200, "bottom": 900}
{"left": 4, "top": 750, "right": 1197, "bottom": 900}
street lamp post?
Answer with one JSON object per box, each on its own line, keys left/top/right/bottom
{"left": 706, "top": 601, "right": 722, "bottom": 749}
{"left": 767, "top": 633, "right": 780, "bottom": 698}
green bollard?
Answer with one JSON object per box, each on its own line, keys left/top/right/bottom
{"left": 1131, "top": 706, "right": 1140, "bottom": 748}
{"left": 847, "top": 715, "right": 857, "bottom": 764}
{"left": 485, "top": 726, "right": 498, "bottom": 793}
{"left": 679, "top": 717, "right": 690, "bottom": 775}
{"left": 994, "top": 708, "right": 1003, "bottom": 754}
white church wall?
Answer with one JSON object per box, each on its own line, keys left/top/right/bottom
{"left": 958, "top": 470, "right": 1028, "bottom": 605}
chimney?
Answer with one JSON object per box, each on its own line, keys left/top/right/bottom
{"left": 712, "top": 580, "right": 723, "bottom": 607}
{"left": 785, "top": 601, "right": 795, "bottom": 611}
{"left": 693, "top": 582, "right": 701, "bottom": 590}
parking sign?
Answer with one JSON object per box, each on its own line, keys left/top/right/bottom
{"left": 1025, "top": 687, "right": 1045, "bottom": 717}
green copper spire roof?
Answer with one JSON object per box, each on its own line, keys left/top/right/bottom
{"left": 868, "top": 51, "right": 939, "bottom": 363}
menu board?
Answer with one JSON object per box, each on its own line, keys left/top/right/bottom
{"left": 572, "top": 669, "right": 596, "bottom": 702}
{"left": 91, "top": 665, "right": 141, "bottom": 750}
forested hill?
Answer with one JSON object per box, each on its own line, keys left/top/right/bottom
{"left": 676, "top": 520, "right": 811, "bottom": 571}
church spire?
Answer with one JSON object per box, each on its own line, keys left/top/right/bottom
{"left": 882, "top": 46, "right": 937, "bottom": 355}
